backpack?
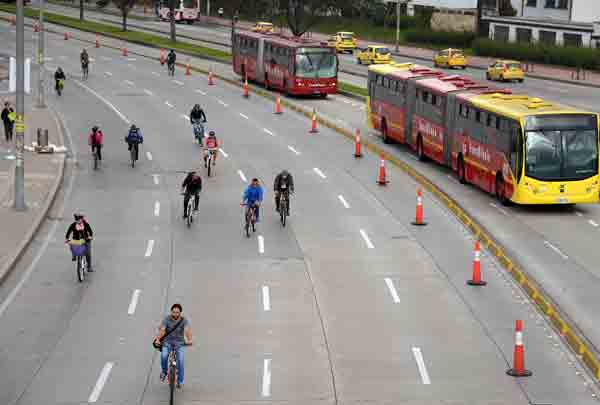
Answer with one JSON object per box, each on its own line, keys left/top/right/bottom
{"left": 127, "top": 128, "right": 142, "bottom": 144}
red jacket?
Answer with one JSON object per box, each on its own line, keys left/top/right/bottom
{"left": 88, "top": 130, "right": 104, "bottom": 146}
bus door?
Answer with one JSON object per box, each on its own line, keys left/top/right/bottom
{"left": 444, "top": 93, "right": 458, "bottom": 167}
{"left": 405, "top": 79, "right": 418, "bottom": 148}
{"left": 256, "top": 38, "right": 265, "bottom": 84}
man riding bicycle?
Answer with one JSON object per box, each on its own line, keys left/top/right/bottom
{"left": 166, "top": 49, "right": 176, "bottom": 74}
{"left": 189, "top": 104, "right": 207, "bottom": 144}
{"left": 125, "top": 124, "right": 144, "bottom": 161}
{"left": 242, "top": 178, "right": 264, "bottom": 222}
{"left": 80, "top": 49, "right": 89, "bottom": 79}
{"left": 54, "top": 67, "right": 66, "bottom": 92}
{"left": 181, "top": 171, "right": 202, "bottom": 219}
{"left": 274, "top": 170, "right": 294, "bottom": 213}
{"left": 65, "top": 213, "right": 94, "bottom": 271}
{"left": 204, "top": 131, "right": 219, "bottom": 167}
{"left": 154, "top": 303, "right": 192, "bottom": 389}
{"left": 88, "top": 126, "right": 104, "bottom": 161}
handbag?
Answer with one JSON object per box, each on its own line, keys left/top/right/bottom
{"left": 153, "top": 318, "right": 184, "bottom": 351}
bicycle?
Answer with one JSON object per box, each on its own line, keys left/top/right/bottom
{"left": 68, "top": 239, "right": 87, "bottom": 282}
{"left": 192, "top": 121, "right": 205, "bottom": 145}
{"left": 130, "top": 143, "right": 139, "bottom": 168}
{"left": 279, "top": 190, "right": 290, "bottom": 227}
{"left": 242, "top": 203, "right": 257, "bottom": 237}
{"left": 182, "top": 192, "right": 195, "bottom": 228}
{"left": 56, "top": 79, "right": 64, "bottom": 96}
{"left": 205, "top": 149, "right": 217, "bottom": 177}
{"left": 167, "top": 62, "right": 175, "bottom": 77}
{"left": 92, "top": 146, "right": 100, "bottom": 170}
{"left": 166, "top": 343, "right": 191, "bottom": 404}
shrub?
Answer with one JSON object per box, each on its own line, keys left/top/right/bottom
{"left": 404, "top": 29, "right": 476, "bottom": 49}
{"left": 472, "top": 38, "right": 600, "bottom": 70}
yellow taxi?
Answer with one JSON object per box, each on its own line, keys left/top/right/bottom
{"left": 486, "top": 60, "right": 525, "bottom": 82}
{"left": 433, "top": 48, "right": 467, "bottom": 69}
{"left": 332, "top": 31, "right": 357, "bottom": 53}
{"left": 357, "top": 45, "right": 391, "bottom": 65}
{"left": 252, "top": 22, "right": 274, "bottom": 33}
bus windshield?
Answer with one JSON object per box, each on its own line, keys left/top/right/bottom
{"left": 295, "top": 48, "right": 337, "bottom": 79}
{"left": 524, "top": 114, "right": 598, "bottom": 181}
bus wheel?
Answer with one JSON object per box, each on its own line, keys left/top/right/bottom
{"left": 458, "top": 156, "right": 467, "bottom": 184}
{"left": 381, "top": 120, "right": 391, "bottom": 144}
{"left": 264, "top": 75, "right": 270, "bottom": 90}
{"left": 496, "top": 174, "right": 510, "bottom": 206}
{"left": 417, "top": 136, "right": 426, "bottom": 161}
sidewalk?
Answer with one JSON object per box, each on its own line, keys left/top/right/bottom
{"left": 0, "top": 97, "right": 66, "bottom": 284}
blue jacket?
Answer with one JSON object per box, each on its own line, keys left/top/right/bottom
{"left": 243, "top": 185, "right": 263, "bottom": 205}
{"left": 126, "top": 128, "right": 144, "bottom": 144}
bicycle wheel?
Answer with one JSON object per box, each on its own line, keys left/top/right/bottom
{"left": 280, "top": 200, "right": 286, "bottom": 227}
{"left": 169, "top": 362, "right": 176, "bottom": 405}
{"left": 207, "top": 156, "right": 212, "bottom": 177}
{"left": 245, "top": 211, "right": 250, "bottom": 238}
{"left": 186, "top": 200, "right": 193, "bottom": 227}
{"left": 131, "top": 147, "right": 136, "bottom": 168}
{"left": 77, "top": 256, "right": 84, "bottom": 282}
{"left": 93, "top": 151, "right": 98, "bottom": 170}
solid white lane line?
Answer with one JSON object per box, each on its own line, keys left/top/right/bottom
{"left": 544, "top": 241, "right": 568, "bottom": 260}
{"left": 165, "top": 101, "right": 174, "bottom": 108}
{"left": 180, "top": 114, "right": 190, "bottom": 120}
{"left": 219, "top": 148, "right": 228, "bottom": 158}
{"left": 72, "top": 80, "right": 130, "bottom": 124}
{"left": 575, "top": 211, "right": 583, "bottom": 217}
{"left": 195, "top": 89, "right": 206, "bottom": 95}
{"left": 412, "top": 347, "right": 431, "bottom": 385}
{"left": 127, "top": 289, "right": 141, "bottom": 315}
{"left": 173, "top": 79, "right": 184, "bottom": 85}
{"left": 145, "top": 240, "right": 155, "bottom": 257}
{"left": 88, "top": 362, "right": 114, "bottom": 403}
{"left": 287, "top": 145, "right": 300, "bottom": 155}
{"left": 146, "top": 151, "right": 153, "bottom": 161}
{"left": 104, "top": 71, "right": 113, "bottom": 76}
{"left": 263, "top": 128, "right": 275, "bottom": 136}
{"left": 384, "top": 278, "right": 400, "bottom": 303}
{"left": 338, "top": 195, "right": 350, "bottom": 209}
{"left": 258, "top": 235, "right": 265, "bottom": 254}
{"left": 127, "top": 58, "right": 137, "bottom": 61}
{"left": 124, "top": 79, "right": 134, "bottom": 86}
{"left": 101, "top": 56, "right": 112, "bottom": 61}
{"left": 313, "top": 168, "right": 327, "bottom": 179}
{"left": 262, "top": 285, "right": 271, "bottom": 311}
{"left": 217, "top": 99, "right": 228, "bottom": 107}
{"left": 152, "top": 174, "right": 160, "bottom": 185}
{"left": 144, "top": 89, "right": 153, "bottom": 96}
{"left": 589, "top": 220, "right": 599, "bottom": 227}
{"left": 238, "top": 170, "right": 247, "bottom": 182}
{"left": 239, "top": 113, "right": 249, "bottom": 120}
{"left": 262, "top": 358, "right": 271, "bottom": 397}
{"left": 152, "top": 71, "right": 160, "bottom": 76}
{"left": 359, "top": 229, "right": 375, "bottom": 249}
{"left": 342, "top": 99, "right": 350, "bottom": 104}
{"left": 154, "top": 201, "right": 160, "bottom": 217}
{"left": 489, "top": 202, "right": 509, "bottom": 216}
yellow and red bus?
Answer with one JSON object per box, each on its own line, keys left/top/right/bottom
{"left": 368, "top": 63, "right": 599, "bottom": 204}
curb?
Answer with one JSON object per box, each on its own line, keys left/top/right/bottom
{"left": 0, "top": 106, "right": 66, "bottom": 286}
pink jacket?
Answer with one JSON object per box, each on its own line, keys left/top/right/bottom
{"left": 88, "top": 130, "right": 103, "bottom": 146}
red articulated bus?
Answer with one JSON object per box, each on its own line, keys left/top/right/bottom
{"left": 232, "top": 30, "right": 338, "bottom": 97}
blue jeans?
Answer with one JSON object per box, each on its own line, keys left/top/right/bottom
{"left": 161, "top": 342, "right": 185, "bottom": 385}
{"left": 247, "top": 203, "right": 260, "bottom": 222}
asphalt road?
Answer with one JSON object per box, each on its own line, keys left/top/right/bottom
{"left": 1, "top": 19, "right": 599, "bottom": 405}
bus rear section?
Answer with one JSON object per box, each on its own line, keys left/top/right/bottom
{"left": 159, "top": 0, "right": 199, "bottom": 23}
{"left": 233, "top": 31, "right": 338, "bottom": 97}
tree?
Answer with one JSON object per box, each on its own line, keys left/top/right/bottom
{"left": 498, "top": 0, "right": 517, "bottom": 16}
{"left": 113, "top": 0, "right": 136, "bottom": 30}
{"left": 80, "top": 0, "right": 84, "bottom": 21}
{"left": 168, "top": 0, "right": 176, "bottom": 42}
{"left": 280, "top": 0, "right": 332, "bottom": 37}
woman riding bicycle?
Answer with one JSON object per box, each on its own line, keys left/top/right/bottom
{"left": 65, "top": 213, "right": 94, "bottom": 271}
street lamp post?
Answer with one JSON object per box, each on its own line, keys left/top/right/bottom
{"left": 37, "top": 0, "right": 45, "bottom": 108}
{"left": 14, "top": 0, "right": 25, "bottom": 210}
{"left": 395, "top": 0, "right": 400, "bottom": 52}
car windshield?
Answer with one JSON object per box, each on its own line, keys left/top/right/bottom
{"left": 340, "top": 33, "right": 354, "bottom": 40}
{"left": 295, "top": 48, "right": 338, "bottom": 78}
{"left": 452, "top": 52, "right": 464, "bottom": 58}
{"left": 507, "top": 62, "right": 521, "bottom": 69}
{"left": 524, "top": 114, "right": 598, "bottom": 181}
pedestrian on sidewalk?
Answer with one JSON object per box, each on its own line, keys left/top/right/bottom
{"left": 1, "top": 102, "right": 15, "bottom": 143}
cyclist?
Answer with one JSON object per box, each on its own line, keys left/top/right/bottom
{"left": 65, "top": 213, "right": 94, "bottom": 271}
{"left": 88, "top": 126, "right": 104, "bottom": 161}
{"left": 154, "top": 303, "right": 192, "bottom": 389}
{"left": 166, "top": 49, "right": 176, "bottom": 75}
{"left": 54, "top": 67, "right": 66, "bottom": 93}
{"left": 124, "top": 124, "right": 144, "bottom": 161}
{"left": 181, "top": 171, "right": 202, "bottom": 219}
{"left": 80, "top": 49, "right": 89, "bottom": 79}
{"left": 204, "top": 131, "right": 219, "bottom": 167}
{"left": 273, "top": 170, "right": 294, "bottom": 213}
{"left": 242, "top": 178, "right": 263, "bottom": 222}
{"left": 189, "top": 104, "right": 207, "bottom": 144}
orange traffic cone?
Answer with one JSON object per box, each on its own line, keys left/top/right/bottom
{"left": 243, "top": 78, "right": 249, "bottom": 98}
{"left": 467, "top": 241, "right": 486, "bottom": 286}
{"left": 309, "top": 109, "right": 318, "bottom": 133}
{"left": 507, "top": 320, "right": 533, "bottom": 377}
{"left": 122, "top": 47, "right": 128, "bottom": 57}
{"left": 159, "top": 49, "right": 165, "bottom": 65}
{"left": 186, "top": 62, "right": 191, "bottom": 76}
{"left": 411, "top": 189, "right": 427, "bottom": 225}
{"left": 274, "top": 95, "right": 282, "bottom": 114}
{"left": 208, "top": 70, "right": 214, "bottom": 85}
{"left": 354, "top": 129, "right": 362, "bottom": 158}
{"left": 377, "top": 154, "right": 388, "bottom": 185}
{"left": 95, "top": 34, "right": 100, "bottom": 48}
{"left": 64, "top": 32, "right": 69, "bottom": 40}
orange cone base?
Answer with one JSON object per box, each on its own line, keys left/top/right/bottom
{"left": 274, "top": 111, "right": 282, "bottom": 115}
{"left": 377, "top": 180, "right": 389, "bottom": 186}
{"left": 354, "top": 153, "right": 362, "bottom": 158}
{"left": 506, "top": 368, "right": 532, "bottom": 377}
{"left": 411, "top": 220, "right": 427, "bottom": 226}
{"left": 467, "top": 279, "right": 487, "bottom": 286}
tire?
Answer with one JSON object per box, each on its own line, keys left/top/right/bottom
{"left": 281, "top": 209, "right": 286, "bottom": 227}
{"left": 187, "top": 202, "right": 193, "bottom": 227}
{"left": 264, "top": 75, "right": 270, "bottom": 90}
{"left": 461, "top": 66, "right": 466, "bottom": 70}
{"left": 131, "top": 148, "right": 136, "bottom": 168}
{"left": 417, "top": 136, "right": 426, "bottom": 161}
{"left": 357, "top": 58, "right": 361, "bottom": 65}
{"left": 245, "top": 218, "right": 250, "bottom": 238}
{"left": 207, "top": 157, "right": 212, "bottom": 177}
{"left": 518, "top": 79, "right": 524, "bottom": 83}
{"left": 77, "top": 257, "right": 84, "bottom": 282}
{"left": 93, "top": 152, "right": 98, "bottom": 171}
{"left": 486, "top": 72, "right": 491, "bottom": 80}
{"left": 381, "top": 120, "right": 391, "bottom": 144}
{"left": 169, "top": 369, "right": 175, "bottom": 404}
{"left": 252, "top": 221, "right": 256, "bottom": 233}
{"left": 458, "top": 156, "right": 467, "bottom": 184}
{"left": 496, "top": 174, "right": 510, "bottom": 206}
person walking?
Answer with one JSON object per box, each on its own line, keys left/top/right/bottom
{"left": 1, "top": 102, "right": 15, "bottom": 143}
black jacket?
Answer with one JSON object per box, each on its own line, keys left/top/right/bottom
{"left": 189, "top": 108, "right": 206, "bottom": 123}
{"left": 54, "top": 70, "right": 65, "bottom": 81}
{"left": 65, "top": 221, "right": 93, "bottom": 241}
{"left": 274, "top": 172, "right": 294, "bottom": 193}
{"left": 182, "top": 173, "right": 202, "bottom": 194}
{"left": 167, "top": 52, "right": 176, "bottom": 64}
{"left": 1, "top": 107, "right": 9, "bottom": 124}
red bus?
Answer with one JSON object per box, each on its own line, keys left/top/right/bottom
{"left": 232, "top": 30, "right": 338, "bottom": 97}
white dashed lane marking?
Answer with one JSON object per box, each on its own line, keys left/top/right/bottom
{"left": 338, "top": 195, "right": 350, "bottom": 209}
{"left": 287, "top": 146, "right": 300, "bottom": 155}
{"left": 313, "top": 168, "right": 327, "bottom": 179}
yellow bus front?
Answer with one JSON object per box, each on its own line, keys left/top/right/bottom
{"left": 511, "top": 113, "right": 600, "bottom": 204}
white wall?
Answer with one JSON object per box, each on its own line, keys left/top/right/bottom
{"left": 572, "top": 0, "right": 600, "bottom": 23}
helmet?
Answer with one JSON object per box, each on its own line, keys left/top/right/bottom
{"left": 130, "top": 124, "right": 137, "bottom": 131}
{"left": 208, "top": 131, "right": 215, "bottom": 137}
{"left": 92, "top": 125, "right": 99, "bottom": 132}
{"left": 73, "top": 213, "right": 84, "bottom": 220}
